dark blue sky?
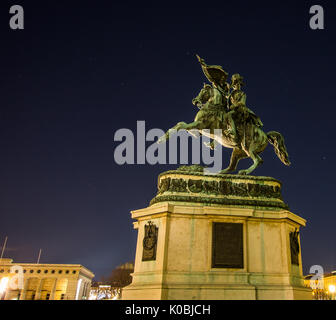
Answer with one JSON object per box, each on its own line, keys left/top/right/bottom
{"left": 0, "top": 0, "right": 335, "bottom": 279}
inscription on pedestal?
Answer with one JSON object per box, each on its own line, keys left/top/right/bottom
{"left": 212, "top": 222, "right": 244, "bottom": 269}
{"left": 142, "top": 221, "right": 158, "bottom": 261}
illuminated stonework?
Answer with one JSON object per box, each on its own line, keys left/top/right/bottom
{"left": 123, "top": 172, "right": 312, "bottom": 300}
{"left": 0, "top": 258, "right": 94, "bottom": 300}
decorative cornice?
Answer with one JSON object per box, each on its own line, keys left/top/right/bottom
{"left": 150, "top": 168, "right": 288, "bottom": 210}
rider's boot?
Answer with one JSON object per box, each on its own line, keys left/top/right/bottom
{"left": 225, "top": 116, "right": 238, "bottom": 142}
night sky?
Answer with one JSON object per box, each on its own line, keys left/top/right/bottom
{"left": 1, "top": 0, "right": 335, "bottom": 280}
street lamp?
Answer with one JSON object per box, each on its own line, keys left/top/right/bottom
{"left": 329, "top": 284, "right": 336, "bottom": 300}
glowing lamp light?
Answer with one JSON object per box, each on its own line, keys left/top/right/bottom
{"left": 329, "top": 285, "right": 336, "bottom": 294}
{"left": 0, "top": 277, "right": 9, "bottom": 295}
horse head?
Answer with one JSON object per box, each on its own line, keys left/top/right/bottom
{"left": 192, "top": 83, "right": 212, "bottom": 108}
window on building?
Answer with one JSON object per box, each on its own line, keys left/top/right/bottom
{"left": 60, "top": 294, "right": 65, "bottom": 300}
{"left": 44, "top": 270, "right": 48, "bottom": 274}
{"left": 65, "top": 270, "right": 69, "bottom": 274}
{"left": 37, "top": 270, "right": 41, "bottom": 273}
{"left": 30, "top": 270, "right": 34, "bottom": 273}
{"left": 72, "top": 271, "right": 76, "bottom": 274}
{"left": 46, "top": 293, "right": 50, "bottom": 300}
{"left": 51, "top": 270, "right": 55, "bottom": 274}
{"left": 58, "top": 270, "right": 62, "bottom": 274}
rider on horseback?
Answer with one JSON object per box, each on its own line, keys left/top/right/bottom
{"left": 197, "top": 55, "right": 263, "bottom": 144}
{"left": 158, "top": 56, "right": 290, "bottom": 175}
{"left": 226, "top": 73, "right": 263, "bottom": 142}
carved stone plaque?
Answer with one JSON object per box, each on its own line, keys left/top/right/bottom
{"left": 142, "top": 221, "right": 158, "bottom": 261}
{"left": 212, "top": 222, "right": 244, "bottom": 269}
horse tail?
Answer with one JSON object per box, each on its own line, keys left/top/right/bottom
{"left": 267, "top": 131, "right": 291, "bottom": 166}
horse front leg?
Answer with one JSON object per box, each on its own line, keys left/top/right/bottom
{"left": 157, "top": 121, "right": 201, "bottom": 143}
{"left": 157, "top": 122, "right": 186, "bottom": 143}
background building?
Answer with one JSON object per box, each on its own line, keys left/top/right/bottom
{"left": 0, "top": 258, "right": 94, "bottom": 300}
{"left": 304, "top": 271, "right": 336, "bottom": 300}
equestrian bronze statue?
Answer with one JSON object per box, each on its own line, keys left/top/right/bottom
{"left": 158, "top": 55, "right": 290, "bottom": 175}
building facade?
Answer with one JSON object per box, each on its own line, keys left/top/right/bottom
{"left": 0, "top": 258, "right": 94, "bottom": 300}
{"left": 304, "top": 271, "right": 336, "bottom": 300}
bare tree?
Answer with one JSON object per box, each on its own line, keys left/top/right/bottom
{"left": 104, "top": 262, "right": 134, "bottom": 289}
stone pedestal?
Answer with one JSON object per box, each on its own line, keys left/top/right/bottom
{"left": 122, "top": 168, "right": 312, "bottom": 300}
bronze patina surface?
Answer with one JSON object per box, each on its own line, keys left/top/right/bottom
{"left": 150, "top": 167, "right": 288, "bottom": 210}
{"left": 158, "top": 56, "right": 290, "bottom": 175}
{"left": 290, "top": 230, "right": 300, "bottom": 266}
{"left": 142, "top": 221, "right": 158, "bottom": 261}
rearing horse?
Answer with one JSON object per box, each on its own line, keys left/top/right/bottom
{"left": 158, "top": 84, "right": 290, "bottom": 175}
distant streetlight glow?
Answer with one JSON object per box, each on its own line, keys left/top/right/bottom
{"left": 329, "top": 285, "right": 336, "bottom": 293}
{"left": 0, "top": 277, "right": 9, "bottom": 295}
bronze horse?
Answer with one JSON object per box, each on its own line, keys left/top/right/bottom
{"left": 158, "top": 84, "right": 290, "bottom": 175}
